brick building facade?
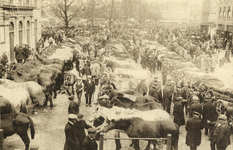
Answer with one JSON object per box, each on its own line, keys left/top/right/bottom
{"left": 0, "top": 0, "right": 41, "bottom": 62}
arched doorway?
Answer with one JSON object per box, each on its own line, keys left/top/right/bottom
{"left": 19, "top": 21, "right": 23, "bottom": 46}
{"left": 9, "top": 22, "right": 14, "bottom": 61}
{"left": 27, "top": 21, "right": 30, "bottom": 45}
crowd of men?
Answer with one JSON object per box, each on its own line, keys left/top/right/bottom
{"left": 2, "top": 23, "right": 233, "bottom": 150}
{"left": 66, "top": 25, "right": 233, "bottom": 150}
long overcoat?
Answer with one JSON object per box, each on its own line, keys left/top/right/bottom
{"left": 185, "top": 117, "right": 202, "bottom": 147}
{"left": 74, "top": 120, "right": 92, "bottom": 145}
{"left": 162, "top": 85, "right": 173, "bottom": 111}
{"left": 64, "top": 122, "right": 80, "bottom": 150}
{"left": 202, "top": 100, "right": 218, "bottom": 129}
{"left": 173, "top": 101, "right": 185, "bottom": 126}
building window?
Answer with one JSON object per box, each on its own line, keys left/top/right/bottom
{"left": 224, "top": 7, "right": 227, "bottom": 18}
{"left": 219, "top": 7, "right": 222, "bottom": 18}
{"left": 0, "top": 26, "right": 5, "bottom": 44}
{"left": 228, "top": 6, "right": 232, "bottom": 19}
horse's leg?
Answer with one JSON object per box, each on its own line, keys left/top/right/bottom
{"left": 129, "top": 140, "right": 134, "bottom": 147}
{"left": 133, "top": 140, "right": 140, "bottom": 150}
{"left": 144, "top": 141, "right": 151, "bottom": 150}
{"left": 66, "top": 86, "right": 71, "bottom": 96}
{"left": 114, "top": 131, "right": 121, "bottom": 150}
{"left": 72, "top": 84, "right": 75, "bottom": 95}
{"left": 17, "top": 127, "right": 30, "bottom": 150}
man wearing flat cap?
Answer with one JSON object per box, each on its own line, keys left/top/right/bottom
{"left": 82, "top": 128, "right": 98, "bottom": 150}
{"left": 84, "top": 75, "right": 95, "bottom": 107}
{"left": 185, "top": 111, "right": 203, "bottom": 150}
{"left": 209, "top": 114, "right": 233, "bottom": 150}
{"left": 64, "top": 114, "right": 80, "bottom": 150}
{"left": 74, "top": 113, "right": 92, "bottom": 149}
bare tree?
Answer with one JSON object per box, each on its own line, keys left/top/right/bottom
{"left": 50, "top": 0, "right": 83, "bottom": 29}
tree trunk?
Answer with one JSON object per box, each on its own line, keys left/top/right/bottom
{"left": 109, "top": 0, "right": 114, "bottom": 30}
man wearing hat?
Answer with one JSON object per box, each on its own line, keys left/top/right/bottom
{"left": 74, "top": 113, "right": 92, "bottom": 150}
{"left": 181, "top": 82, "right": 189, "bottom": 116}
{"left": 185, "top": 111, "right": 203, "bottom": 150}
{"left": 135, "top": 79, "right": 148, "bottom": 96}
{"left": 64, "top": 114, "right": 80, "bottom": 150}
{"left": 173, "top": 97, "right": 185, "bottom": 128}
{"left": 202, "top": 97, "right": 218, "bottom": 136}
{"left": 148, "top": 76, "right": 159, "bottom": 88}
{"left": 14, "top": 45, "right": 24, "bottom": 63}
{"left": 84, "top": 75, "right": 95, "bottom": 107}
{"left": 98, "top": 94, "right": 110, "bottom": 107}
{"left": 189, "top": 96, "right": 202, "bottom": 118}
{"left": 82, "top": 128, "right": 99, "bottom": 150}
{"left": 74, "top": 76, "right": 84, "bottom": 105}
{"left": 209, "top": 114, "right": 233, "bottom": 150}
{"left": 148, "top": 81, "right": 162, "bottom": 103}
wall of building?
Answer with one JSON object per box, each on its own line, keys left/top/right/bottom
{"left": 0, "top": 0, "right": 41, "bottom": 62}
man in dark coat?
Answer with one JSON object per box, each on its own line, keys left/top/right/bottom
{"left": 173, "top": 97, "right": 185, "bottom": 128}
{"left": 14, "top": 45, "right": 24, "bottom": 63}
{"left": 185, "top": 111, "right": 203, "bottom": 150}
{"left": 162, "top": 82, "right": 173, "bottom": 114}
{"left": 84, "top": 75, "right": 95, "bottom": 107}
{"left": 81, "top": 64, "right": 91, "bottom": 79}
{"left": 23, "top": 44, "right": 30, "bottom": 63}
{"left": 1, "top": 52, "right": 8, "bottom": 67}
{"left": 82, "top": 128, "right": 98, "bottom": 150}
{"left": 181, "top": 83, "right": 189, "bottom": 116}
{"left": 202, "top": 98, "right": 218, "bottom": 136}
{"left": 74, "top": 114, "right": 92, "bottom": 150}
{"left": 64, "top": 114, "right": 80, "bottom": 150}
{"left": 148, "top": 82, "right": 162, "bottom": 103}
{"left": 189, "top": 96, "right": 202, "bottom": 118}
{"left": 135, "top": 79, "right": 148, "bottom": 96}
{"left": 209, "top": 115, "right": 233, "bottom": 150}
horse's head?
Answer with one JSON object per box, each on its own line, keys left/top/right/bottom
{"left": 102, "top": 118, "right": 131, "bottom": 133}
{"left": 89, "top": 105, "right": 102, "bottom": 122}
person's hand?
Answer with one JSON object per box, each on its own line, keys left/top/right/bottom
{"left": 207, "top": 120, "right": 211, "bottom": 123}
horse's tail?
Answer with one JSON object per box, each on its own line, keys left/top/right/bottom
{"left": 28, "top": 116, "right": 35, "bottom": 139}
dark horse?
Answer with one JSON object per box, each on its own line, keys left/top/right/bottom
{"left": 102, "top": 118, "right": 179, "bottom": 150}
{"left": 94, "top": 97, "right": 164, "bottom": 150}
{"left": 1, "top": 113, "right": 35, "bottom": 150}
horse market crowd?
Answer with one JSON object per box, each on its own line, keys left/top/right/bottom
{"left": 1, "top": 23, "right": 233, "bottom": 150}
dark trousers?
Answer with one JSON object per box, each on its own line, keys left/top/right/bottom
{"left": 162, "top": 74, "right": 167, "bottom": 85}
{"left": 76, "top": 90, "right": 82, "bottom": 105}
{"left": 211, "top": 143, "right": 227, "bottom": 150}
{"left": 44, "top": 92, "right": 53, "bottom": 107}
{"left": 95, "top": 79, "right": 99, "bottom": 85}
{"left": 17, "top": 59, "right": 23, "bottom": 63}
{"left": 190, "top": 146, "right": 197, "bottom": 150}
{"left": 85, "top": 93, "right": 93, "bottom": 105}
{"left": 205, "top": 128, "right": 213, "bottom": 136}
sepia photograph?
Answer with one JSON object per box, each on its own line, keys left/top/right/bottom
{"left": 1, "top": 0, "right": 233, "bottom": 150}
